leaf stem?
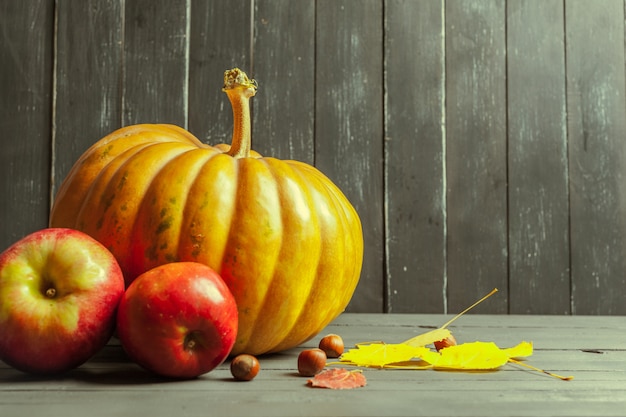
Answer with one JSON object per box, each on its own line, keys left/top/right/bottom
{"left": 508, "top": 359, "right": 574, "bottom": 381}
{"left": 441, "top": 288, "right": 499, "bottom": 329}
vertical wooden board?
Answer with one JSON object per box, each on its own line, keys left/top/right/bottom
{"left": 53, "top": 0, "right": 124, "bottom": 199}
{"left": 188, "top": 0, "right": 251, "bottom": 144}
{"left": 384, "top": 0, "right": 445, "bottom": 313}
{"left": 252, "top": 0, "right": 315, "bottom": 163}
{"left": 445, "top": 0, "right": 508, "bottom": 313}
{"left": 123, "top": 0, "right": 189, "bottom": 126}
{"left": 506, "top": 1, "right": 570, "bottom": 314}
{"left": 0, "top": 1, "right": 53, "bottom": 250}
{"left": 566, "top": 0, "right": 626, "bottom": 315}
{"left": 316, "top": 0, "right": 384, "bottom": 312}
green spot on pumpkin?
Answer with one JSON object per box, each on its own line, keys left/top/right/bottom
{"left": 99, "top": 144, "right": 114, "bottom": 160}
{"left": 117, "top": 172, "right": 128, "bottom": 190}
{"left": 102, "top": 193, "right": 116, "bottom": 212}
{"left": 156, "top": 216, "right": 173, "bottom": 234}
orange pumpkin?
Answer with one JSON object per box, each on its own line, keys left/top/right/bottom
{"left": 49, "top": 68, "right": 363, "bottom": 355}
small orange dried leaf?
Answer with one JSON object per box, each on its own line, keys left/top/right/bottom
{"left": 307, "top": 368, "right": 367, "bottom": 389}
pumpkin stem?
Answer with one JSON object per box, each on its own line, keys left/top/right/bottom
{"left": 223, "top": 68, "right": 257, "bottom": 158}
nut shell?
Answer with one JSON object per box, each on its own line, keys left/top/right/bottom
{"left": 230, "top": 354, "right": 260, "bottom": 381}
{"left": 297, "top": 348, "right": 327, "bottom": 377}
{"left": 318, "top": 334, "right": 344, "bottom": 358}
{"left": 434, "top": 334, "right": 458, "bottom": 352}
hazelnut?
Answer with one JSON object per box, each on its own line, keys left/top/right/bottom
{"left": 318, "top": 334, "right": 344, "bottom": 358}
{"left": 297, "top": 348, "right": 327, "bottom": 376}
{"left": 434, "top": 334, "right": 457, "bottom": 352}
{"left": 230, "top": 354, "right": 260, "bottom": 381}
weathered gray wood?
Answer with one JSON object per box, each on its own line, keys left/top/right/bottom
{"left": 565, "top": 0, "right": 626, "bottom": 315}
{"left": 4, "top": 1, "right": 626, "bottom": 315}
{"left": 315, "top": 0, "right": 385, "bottom": 313}
{"left": 0, "top": 0, "right": 54, "bottom": 251}
{"left": 1, "top": 314, "right": 624, "bottom": 417}
{"left": 506, "top": 1, "right": 570, "bottom": 314}
{"left": 122, "top": 0, "right": 189, "bottom": 126}
{"left": 445, "top": 1, "right": 508, "bottom": 313}
{"left": 251, "top": 0, "right": 315, "bottom": 163}
{"left": 52, "top": 0, "right": 124, "bottom": 199}
{"left": 384, "top": 0, "right": 446, "bottom": 313}
{"left": 188, "top": 0, "right": 252, "bottom": 144}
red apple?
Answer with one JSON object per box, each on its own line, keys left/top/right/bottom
{"left": 116, "top": 262, "right": 238, "bottom": 379}
{"left": 0, "top": 228, "right": 125, "bottom": 374}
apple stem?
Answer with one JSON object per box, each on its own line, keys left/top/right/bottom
{"left": 45, "top": 288, "right": 56, "bottom": 298}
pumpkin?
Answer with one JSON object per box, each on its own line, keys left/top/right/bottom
{"left": 49, "top": 68, "right": 363, "bottom": 355}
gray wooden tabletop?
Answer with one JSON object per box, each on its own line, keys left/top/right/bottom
{"left": 1, "top": 313, "right": 624, "bottom": 417}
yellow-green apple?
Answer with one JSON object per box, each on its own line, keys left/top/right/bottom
{"left": 0, "top": 228, "right": 125, "bottom": 374}
{"left": 116, "top": 262, "right": 238, "bottom": 379}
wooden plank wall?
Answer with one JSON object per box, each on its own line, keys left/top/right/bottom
{"left": 1, "top": 0, "right": 625, "bottom": 315}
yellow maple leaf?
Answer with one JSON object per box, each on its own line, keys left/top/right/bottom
{"left": 337, "top": 289, "right": 500, "bottom": 369}
{"left": 339, "top": 342, "right": 430, "bottom": 368}
{"left": 418, "top": 341, "right": 533, "bottom": 370}
{"left": 502, "top": 341, "right": 533, "bottom": 359}
{"left": 334, "top": 290, "right": 572, "bottom": 380}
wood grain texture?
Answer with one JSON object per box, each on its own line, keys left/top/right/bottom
{"left": 0, "top": 0, "right": 54, "bottom": 250}
{"left": 123, "top": 0, "right": 189, "bottom": 126}
{"left": 252, "top": 0, "right": 315, "bottom": 163}
{"left": 1, "top": 314, "right": 625, "bottom": 417}
{"left": 565, "top": 0, "right": 626, "bottom": 315}
{"left": 506, "top": 0, "right": 570, "bottom": 314}
{"left": 445, "top": 0, "right": 508, "bottom": 314}
{"left": 53, "top": 0, "right": 124, "bottom": 198}
{"left": 188, "top": 0, "right": 251, "bottom": 144}
{"left": 315, "top": 0, "right": 385, "bottom": 312}
{"left": 384, "top": 0, "right": 446, "bottom": 312}
{"left": 2, "top": 1, "right": 626, "bottom": 315}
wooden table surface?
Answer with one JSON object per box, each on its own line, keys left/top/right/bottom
{"left": 1, "top": 313, "right": 624, "bottom": 417}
